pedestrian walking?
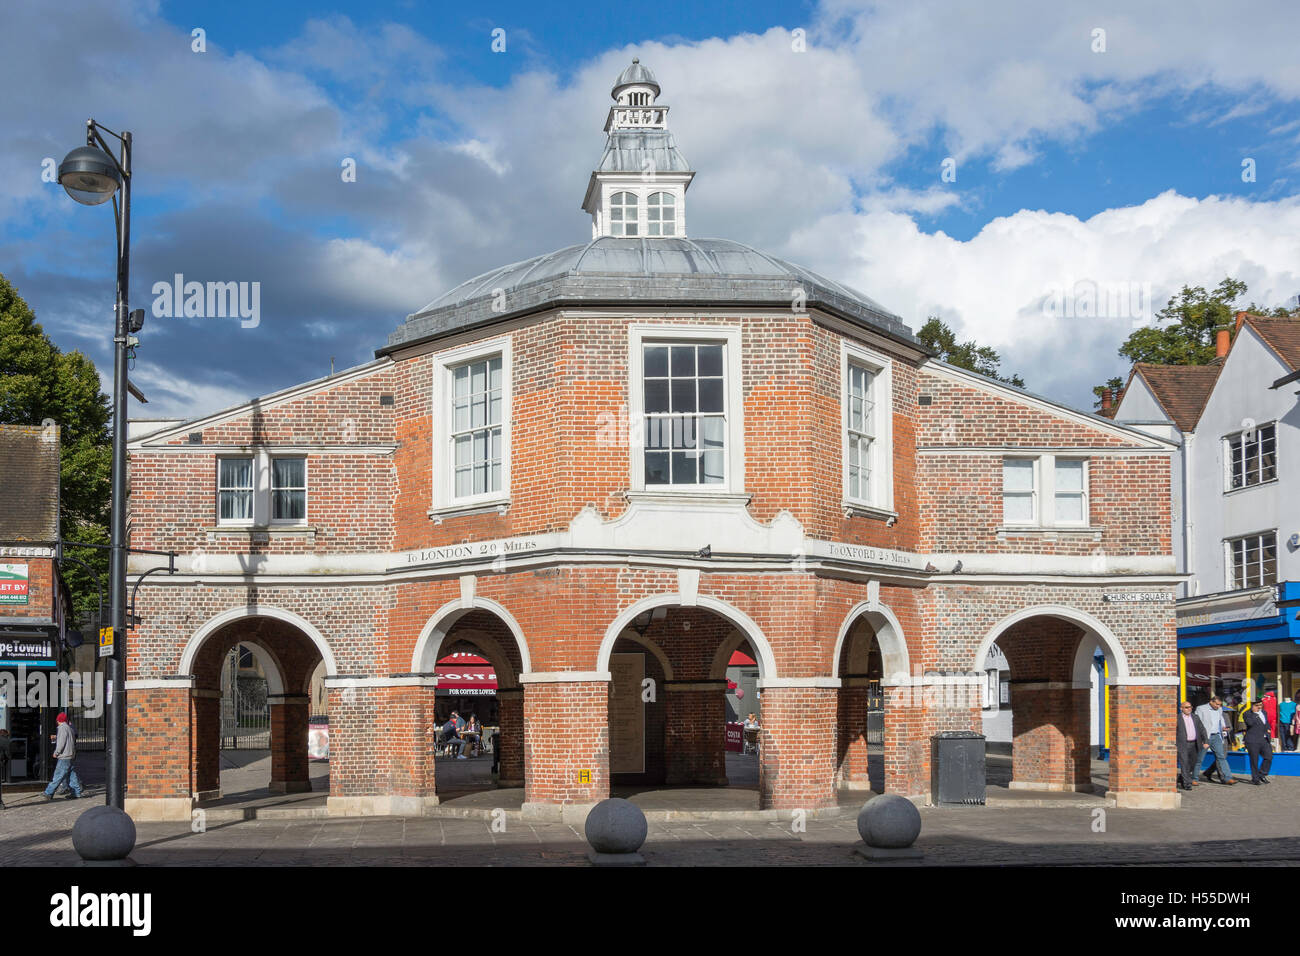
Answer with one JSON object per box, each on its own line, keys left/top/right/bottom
{"left": 1194, "top": 696, "right": 1237, "bottom": 785}
{"left": 1243, "top": 699, "right": 1274, "bottom": 785}
{"left": 42, "top": 712, "right": 84, "bottom": 801}
{"left": 1176, "top": 700, "right": 1207, "bottom": 790}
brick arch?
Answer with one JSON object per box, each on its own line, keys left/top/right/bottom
{"left": 830, "top": 601, "right": 910, "bottom": 682}
{"left": 410, "top": 597, "right": 532, "bottom": 677}
{"left": 973, "top": 604, "right": 1129, "bottom": 683}
{"left": 598, "top": 594, "right": 777, "bottom": 678}
{"left": 180, "top": 604, "right": 337, "bottom": 679}
{"left": 976, "top": 608, "right": 1105, "bottom": 795}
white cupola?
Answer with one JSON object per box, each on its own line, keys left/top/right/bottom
{"left": 581, "top": 58, "right": 695, "bottom": 239}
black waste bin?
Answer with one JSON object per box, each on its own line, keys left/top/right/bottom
{"left": 930, "top": 731, "right": 986, "bottom": 806}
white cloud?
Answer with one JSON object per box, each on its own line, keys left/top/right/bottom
{"left": 794, "top": 190, "right": 1300, "bottom": 406}
{"left": 6, "top": 0, "right": 1300, "bottom": 423}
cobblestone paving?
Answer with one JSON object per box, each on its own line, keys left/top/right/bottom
{"left": 2, "top": 768, "right": 1297, "bottom": 867}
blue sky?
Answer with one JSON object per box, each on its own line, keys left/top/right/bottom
{"left": 2, "top": 0, "right": 1299, "bottom": 419}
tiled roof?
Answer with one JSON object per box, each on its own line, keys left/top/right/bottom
{"left": 1131, "top": 363, "right": 1222, "bottom": 432}
{"left": 0, "top": 425, "right": 60, "bottom": 543}
{"left": 1245, "top": 316, "right": 1300, "bottom": 372}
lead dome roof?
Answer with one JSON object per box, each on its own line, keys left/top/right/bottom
{"left": 383, "top": 236, "right": 918, "bottom": 353}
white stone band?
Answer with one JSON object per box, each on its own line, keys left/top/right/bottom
{"left": 518, "top": 671, "right": 612, "bottom": 684}
{"left": 124, "top": 677, "right": 197, "bottom": 690}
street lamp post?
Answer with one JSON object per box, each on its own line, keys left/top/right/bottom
{"left": 58, "top": 119, "right": 136, "bottom": 813}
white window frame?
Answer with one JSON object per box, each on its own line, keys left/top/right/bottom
{"left": 1225, "top": 530, "right": 1278, "bottom": 591}
{"left": 628, "top": 325, "right": 744, "bottom": 494}
{"left": 1223, "top": 422, "right": 1278, "bottom": 493}
{"left": 609, "top": 190, "right": 640, "bottom": 237}
{"left": 269, "top": 455, "right": 309, "bottom": 526}
{"left": 1001, "top": 457, "right": 1038, "bottom": 526}
{"left": 1050, "top": 456, "right": 1088, "bottom": 527}
{"left": 431, "top": 335, "right": 512, "bottom": 512}
{"left": 1000, "top": 454, "right": 1090, "bottom": 528}
{"left": 216, "top": 450, "right": 309, "bottom": 528}
{"left": 216, "top": 456, "right": 255, "bottom": 527}
{"left": 646, "top": 191, "right": 677, "bottom": 237}
{"left": 840, "top": 341, "right": 894, "bottom": 513}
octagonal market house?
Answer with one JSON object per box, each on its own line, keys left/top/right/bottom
{"left": 125, "top": 61, "right": 1182, "bottom": 821}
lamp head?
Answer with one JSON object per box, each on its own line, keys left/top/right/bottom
{"left": 58, "top": 145, "right": 121, "bottom": 205}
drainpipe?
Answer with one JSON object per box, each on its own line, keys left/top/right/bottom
{"left": 1181, "top": 431, "right": 1194, "bottom": 598}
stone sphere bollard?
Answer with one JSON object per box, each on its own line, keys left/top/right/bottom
{"left": 854, "top": 793, "right": 923, "bottom": 861}
{"left": 72, "top": 805, "right": 138, "bottom": 866}
{"left": 584, "top": 797, "right": 648, "bottom": 866}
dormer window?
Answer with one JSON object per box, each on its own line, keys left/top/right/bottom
{"left": 648, "top": 192, "right": 676, "bottom": 236}
{"left": 610, "top": 191, "right": 639, "bottom": 237}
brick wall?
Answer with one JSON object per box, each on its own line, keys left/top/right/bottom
{"left": 126, "top": 687, "right": 190, "bottom": 799}
{"left": 759, "top": 686, "right": 837, "bottom": 809}
{"left": 523, "top": 680, "right": 608, "bottom": 805}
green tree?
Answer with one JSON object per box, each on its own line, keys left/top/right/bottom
{"left": 918, "top": 316, "right": 1025, "bottom": 388}
{"left": 0, "top": 273, "right": 111, "bottom": 622}
{"left": 1094, "top": 277, "right": 1299, "bottom": 410}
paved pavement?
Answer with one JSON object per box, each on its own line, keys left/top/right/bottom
{"left": 2, "top": 749, "right": 1298, "bottom": 866}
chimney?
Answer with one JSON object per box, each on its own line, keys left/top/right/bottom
{"left": 1235, "top": 310, "right": 1248, "bottom": 334}
{"left": 1216, "top": 328, "right": 1230, "bottom": 358}
{"left": 1101, "top": 390, "right": 1113, "bottom": 413}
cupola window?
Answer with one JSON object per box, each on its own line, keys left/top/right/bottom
{"left": 610, "top": 191, "right": 639, "bottom": 237}
{"left": 647, "top": 192, "right": 676, "bottom": 236}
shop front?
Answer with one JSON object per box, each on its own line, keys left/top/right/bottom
{"left": 1177, "top": 581, "right": 1300, "bottom": 774}
{"left": 0, "top": 628, "right": 61, "bottom": 786}
{"left": 434, "top": 653, "right": 499, "bottom": 727}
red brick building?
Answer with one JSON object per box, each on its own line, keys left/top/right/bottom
{"left": 123, "top": 61, "right": 1181, "bottom": 821}
{"left": 0, "top": 424, "right": 75, "bottom": 783}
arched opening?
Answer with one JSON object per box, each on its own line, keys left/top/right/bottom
{"left": 976, "top": 611, "right": 1113, "bottom": 796}
{"left": 412, "top": 602, "right": 530, "bottom": 808}
{"left": 598, "top": 598, "right": 773, "bottom": 811}
{"left": 187, "top": 614, "right": 327, "bottom": 808}
{"left": 834, "top": 616, "right": 885, "bottom": 793}
{"left": 831, "top": 603, "right": 910, "bottom": 798}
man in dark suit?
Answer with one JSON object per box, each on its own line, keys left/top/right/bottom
{"left": 1176, "top": 700, "right": 1208, "bottom": 790}
{"left": 1243, "top": 698, "right": 1274, "bottom": 784}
